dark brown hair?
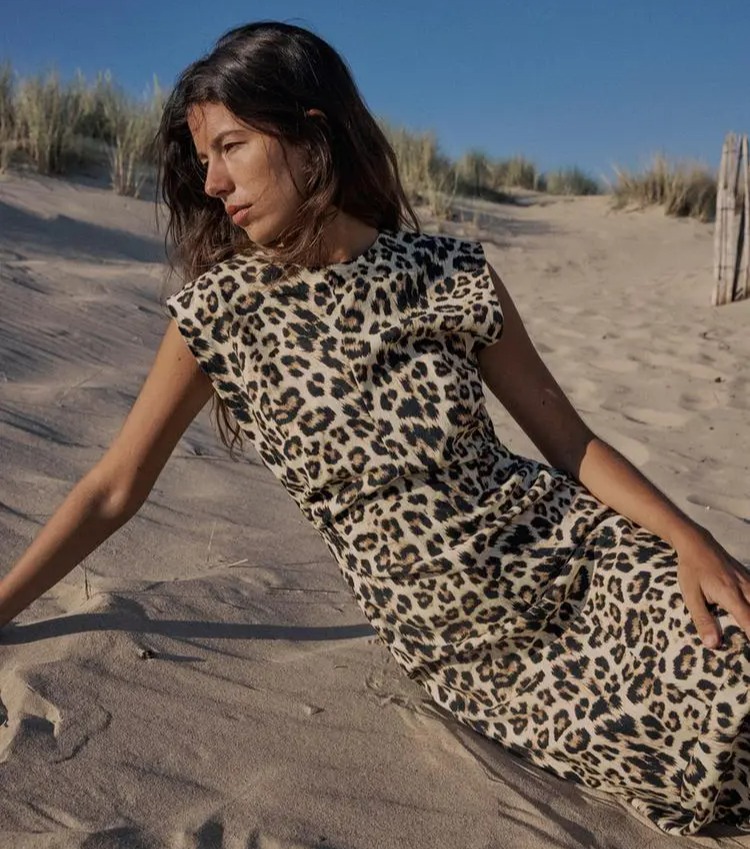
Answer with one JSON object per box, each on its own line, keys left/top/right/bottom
{"left": 154, "top": 20, "right": 420, "bottom": 457}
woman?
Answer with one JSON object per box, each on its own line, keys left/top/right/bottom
{"left": 2, "top": 20, "right": 750, "bottom": 837}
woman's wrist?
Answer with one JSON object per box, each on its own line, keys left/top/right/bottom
{"left": 669, "top": 519, "right": 714, "bottom": 552}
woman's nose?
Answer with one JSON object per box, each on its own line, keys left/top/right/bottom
{"left": 203, "top": 160, "right": 233, "bottom": 198}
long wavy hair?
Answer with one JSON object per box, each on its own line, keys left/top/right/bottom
{"left": 154, "top": 20, "right": 421, "bottom": 458}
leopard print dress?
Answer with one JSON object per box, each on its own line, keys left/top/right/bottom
{"left": 165, "top": 227, "right": 750, "bottom": 836}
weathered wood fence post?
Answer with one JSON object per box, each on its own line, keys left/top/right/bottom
{"left": 713, "top": 132, "right": 749, "bottom": 305}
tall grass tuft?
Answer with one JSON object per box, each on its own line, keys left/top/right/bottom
{"left": 611, "top": 154, "right": 716, "bottom": 221}
{"left": 379, "top": 118, "right": 458, "bottom": 218}
{"left": 454, "top": 152, "right": 540, "bottom": 194}
{"left": 0, "top": 61, "right": 17, "bottom": 172}
{"left": 101, "top": 75, "right": 164, "bottom": 197}
{"left": 492, "top": 155, "right": 539, "bottom": 191}
{"left": 456, "top": 149, "right": 492, "bottom": 196}
{"left": 76, "top": 70, "right": 120, "bottom": 146}
{"left": 14, "top": 68, "right": 86, "bottom": 174}
{"left": 544, "top": 166, "right": 600, "bottom": 196}
{"left": 425, "top": 167, "right": 459, "bottom": 220}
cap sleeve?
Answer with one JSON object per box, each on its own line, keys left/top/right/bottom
{"left": 427, "top": 237, "right": 505, "bottom": 355}
{"left": 164, "top": 266, "right": 258, "bottom": 437}
{"left": 165, "top": 269, "right": 229, "bottom": 379}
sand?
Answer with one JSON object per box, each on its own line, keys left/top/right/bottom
{"left": 1, "top": 169, "right": 749, "bottom": 848}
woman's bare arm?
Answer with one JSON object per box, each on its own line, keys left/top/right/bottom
{"left": 477, "top": 262, "right": 707, "bottom": 549}
{"left": 0, "top": 320, "right": 214, "bottom": 627}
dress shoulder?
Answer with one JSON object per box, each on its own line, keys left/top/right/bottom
{"left": 163, "top": 257, "right": 259, "bottom": 437}
{"left": 420, "top": 233, "right": 505, "bottom": 354}
{"left": 164, "top": 260, "right": 235, "bottom": 372}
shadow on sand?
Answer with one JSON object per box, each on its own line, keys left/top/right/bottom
{"left": 0, "top": 200, "right": 164, "bottom": 264}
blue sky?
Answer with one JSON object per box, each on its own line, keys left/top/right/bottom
{"left": 2, "top": 0, "right": 748, "bottom": 182}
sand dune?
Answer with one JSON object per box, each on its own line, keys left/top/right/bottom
{"left": 1, "top": 170, "right": 749, "bottom": 847}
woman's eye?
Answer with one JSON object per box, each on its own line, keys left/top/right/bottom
{"left": 223, "top": 142, "right": 240, "bottom": 153}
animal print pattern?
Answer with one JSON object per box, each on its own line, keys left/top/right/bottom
{"left": 165, "top": 228, "right": 750, "bottom": 836}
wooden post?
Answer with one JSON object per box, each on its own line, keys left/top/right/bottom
{"left": 713, "top": 134, "right": 731, "bottom": 305}
{"left": 738, "top": 134, "right": 750, "bottom": 301}
{"left": 712, "top": 133, "right": 744, "bottom": 305}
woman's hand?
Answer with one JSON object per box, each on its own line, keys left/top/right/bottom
{"left": 675, "top": 527, "right": 750, "bottom": 649}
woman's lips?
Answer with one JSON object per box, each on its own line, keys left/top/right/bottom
{"left": 228, "top": 205, "right": 252, "bottom": 225}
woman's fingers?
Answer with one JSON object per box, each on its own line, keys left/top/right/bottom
{"left": 679, "top": 572, "right": 722, "bottom": 647}
{"left": 733, "top": 561, "right": 750, "bottom": 605}
{"left": 682, "top": 573, "right": 750, "bottom": 648}
{"left": 676, "top": 543, "right": 750, "bottom": 650}
{"left": 719, "top": 561, "right": 750, "bottom": 640}
{"left": 725, "top": 587, "right": 750, "bottom": 643}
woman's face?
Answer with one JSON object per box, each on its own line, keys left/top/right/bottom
{"left": 188, "top": 101, "right": 309, "bottom": 247}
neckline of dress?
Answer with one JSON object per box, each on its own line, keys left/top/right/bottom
{"left": 240, "top": 229, "right": 395, "bottom": 277}
{"left": 301, "top": 228, "right": 391, "bottom": 273}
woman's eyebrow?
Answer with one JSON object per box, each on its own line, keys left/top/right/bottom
{"left": 196, "top": 130, "right": 243, "bottom": 160}
{"left": 211, "top": 130, "right": 244, "bottom": 147}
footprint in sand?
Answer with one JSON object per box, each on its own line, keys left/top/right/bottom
{"left": 644, "top": 351, "right": 728, "bottom": 382}
{"left": 0, "top": 666, "right": 63, "bottom": 758}
{"left": 620, "top": 407, "right": 690, "bottom": 429}
{"left": 678, "top": 389, "right": 724, "bottom": 412}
